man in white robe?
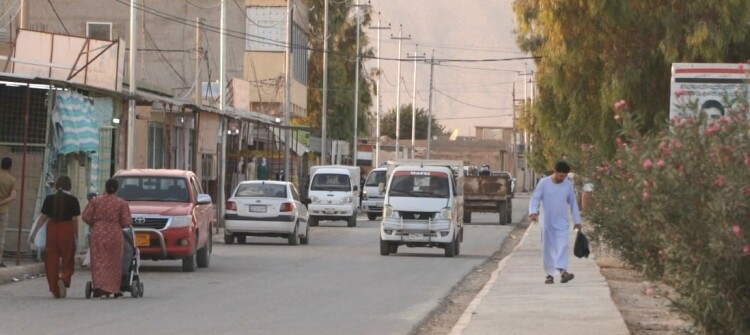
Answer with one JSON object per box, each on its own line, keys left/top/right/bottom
{"left": 529, "top": 161, "right": 582, "bottom": 284}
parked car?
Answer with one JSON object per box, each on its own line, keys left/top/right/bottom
{"left": 114, "top": 169, "right": 214, "bottom": 272}
{"left": 224, "top": 181, "right": 309, "bottom": 246}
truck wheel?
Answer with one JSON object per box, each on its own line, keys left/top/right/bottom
{"left": 224, "top": 233, "right": 235, "bottom": 245}
{"left": 380, "top": 239, "right": 390, "bottom": 256}
{"left": 367, "top": 213, "right": 378, "bottom": 221}
{"left": 347, "top": 214, "right": 357, "bottom": 227}
{"left": 389, "top": 243, "right": 399, "bottom": 254}
{"left": 506, "top": 199, "right": 513, "bottom": 223}
{"left": 197, "top": 230, "right": 211, "bottom": 268}
{"left": 498, "top": 201, "right": 509, "bottom": 225}
{"left": 288, "top": 223, "right": 300, "bottom": 246}
{"left": 85, "top": 281, "right": 92, "bottom": 299}
{"left": 444, "top": 238, "right": 456, "bottom": 257}
{"left": 237, "top": 235, "right": 247, "bottom": 244}
{"left": 309, "top": 216, "right": 318, "bottom": 227}
{"left": 182, "top": 248, "right": 197, "bottom": 272}
{"left": 300, "top": 224, "right": 310, "bottom": 245}
{"left": 463, "top": 212, "right": 472, "bottom": 223}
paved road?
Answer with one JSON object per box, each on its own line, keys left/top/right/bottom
{"left": 0, "top": 196, "right": 529, "bottom": 335}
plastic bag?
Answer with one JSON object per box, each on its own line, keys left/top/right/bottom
{"left": 574, "top": 230, "right": 590, "bottom": 259}
{"left": 29, "top": 216, "right": 47, "bottom": 251}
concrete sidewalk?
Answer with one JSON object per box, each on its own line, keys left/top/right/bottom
{"left": 450, "top": 220, "right": 630, "bottom": 335}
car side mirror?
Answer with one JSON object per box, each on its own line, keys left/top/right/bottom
{"left": 353, "top": 185, "right": 359, "bottom": 192}
{"left": 197, "top": 194, "right": 212, "bottom": 205}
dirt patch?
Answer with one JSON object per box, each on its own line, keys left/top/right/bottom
{"left": 414, "top": 221, "right": 695, "bottom": 335}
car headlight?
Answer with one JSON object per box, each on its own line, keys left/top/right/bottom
{"left": 384, "top": 205, "right": 398, "bottom": 218}
{"left": 342, "top": 196, "right": 353, "bottom": 204}
{"left": 171, "top": 215, "right": 192, "bottom": 228}
{"left": 438, "top": 207, "right": 452, "bottom": 220}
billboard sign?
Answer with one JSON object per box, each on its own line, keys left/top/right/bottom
{"left": 669, "top": 63, "right": 749, "bottom": 121}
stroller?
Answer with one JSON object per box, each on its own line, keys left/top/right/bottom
{"left": 85, "top": 226, "right": 144, "bottom": 298}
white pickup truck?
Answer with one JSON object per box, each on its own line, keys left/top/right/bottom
{"left": 306, "top": 165, "right": 361, "bottom": 227}
{"left": 380, "top": 160, "right": 464, "bottom": 257}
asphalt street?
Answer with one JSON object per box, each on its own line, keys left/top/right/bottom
{"left": 0, "top": 197, "right": 529, "bottom": 335}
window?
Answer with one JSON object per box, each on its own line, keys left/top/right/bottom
{"left": 148, "top": 122, "right": 165, "bottom": 169}
{"left": 201, "top": 154, "right": 216, "bottom": 180}
{"left": 86, "top": 22, "right": 112, "bottom": 41}
{"left": 114, "top": 176, "right": 189, "bottom": 202}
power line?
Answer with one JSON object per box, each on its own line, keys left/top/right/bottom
{"left": 434, "top": 88, "right": 508, "bottom": 110}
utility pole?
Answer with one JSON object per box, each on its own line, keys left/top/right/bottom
{"left": 321, "top": 0, "right": 329, "bottom": 165}
{"left": 284, "top": 1, "right": 294, "bottom": 180}
{"left": 390, "top": 26, "right": 410, "bottom": 159}
{"left": 194, "top": 17, "right": 204, "bottom": 106}
{"left": 426, "top": 50, "right": 437, "bottom": 159}
{"left": 407, "top": 48, "right": 424, "bottom": 159}
{"left": 352, "top": 0, "right": 361, "bottom": 166}
{"left": 218, "top": 0, "right": 227, "bottom": 226}
{"left": 518, "top": 67, "right": 534, "bottom": 192}
{"left": 127, "top": 0, "right": 137, "bottom": 169}
{"left": 369, "top": 15, "right": 389, "bottom": 167}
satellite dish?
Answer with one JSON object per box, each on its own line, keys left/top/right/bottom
{"left": 449, "top": 129, "right": 459, "bottom": 141}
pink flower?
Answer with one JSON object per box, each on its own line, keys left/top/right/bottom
{"left": 732, "top": 225, "right": 742, "bottom": 237}
{"left": 744, "top": 245, "right": 750, "bottom": 255}
{"left": 614, "top": 99, "right": 628, "bottom": 110}
{"left": 706, "top": 123, "right": 720, "bottom": 136}
{"left": 616, "top": 160, "right": 624, "bottom": 169}
{"left": 745, "top": 155, "right": 750, "bottom": 167}
{"left": 645, "top": 287, "right": 655, "bottom": 297}
{"left": 643, "top": 158, "right": 653, "bottom": 170}
{"left": 672, "top": 116, "right": 682, "bottom": 125}
{"left": 642, "top": 191, "right": 650, "bottom": 202}
{"left": 643, "top": 180, "right": 651, "bottom": 188}
{"left": 671, "top": 139, "right": 683, "bottom": 149}
{"left": 656, "top": 159, "right": 666, "bottom": 169}
{"left": 616, "top": 137, "right": 625, "bottom": 148}
{"left": 714, "top": 176, "right": 729, "bottom": 188}
{"left": 744, "top": 186, "right": 750, "bottom": 196}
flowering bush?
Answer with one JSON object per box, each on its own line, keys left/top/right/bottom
{"left": 585, "top": 95, "right": 750, "bottom": 334}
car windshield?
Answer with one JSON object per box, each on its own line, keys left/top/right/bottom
{"left": 234, "top": 183, "right": 287, "bottom": 198}
{"left": 115, "top": 176, "right": 189, "bottom": 202}
{"left": 388, "top": 171, "right": 450, "bottom": 198}
{"left": 311, "top": 173, "right": 351, "bottom": 191}
{"left": 365, "top": 170, "right": 386, "bottom": 187}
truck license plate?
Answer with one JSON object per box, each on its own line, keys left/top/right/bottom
{"left": 408, "top": 233, "right": 423, "bottom": 240}
{"left": 324, "top": 208, "right": 334, "bottom": 214}
{"left": 249, "top": 205, "right": 267, "bottom": 213}
{"left": 135, "top": 233, "right": 150, "bottom": 247}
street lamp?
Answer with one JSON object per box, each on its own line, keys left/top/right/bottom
{"left": 407, "top": 48, "right": 425, "bottom": 159}
{"left": 351, "top": 0, "right": 369, "bottom": 167}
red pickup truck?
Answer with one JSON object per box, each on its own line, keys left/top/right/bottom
{"left": 114, "top": 169, "right": 215, "bottom": 272}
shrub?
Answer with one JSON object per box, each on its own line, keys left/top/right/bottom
{"left": 585, "top": 96, "right": 750, "bottom": 334}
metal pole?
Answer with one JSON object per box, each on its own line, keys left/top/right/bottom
{"left": 426, "top": 50, "right": 435, "bottom": 159}
{"left": 194, "top": 17, "right": 203, "bottom": 106}
{"left": 369, "top": 17, "right": 389, "bottom": 167}
{"left": 127, "top": 0, "right": 137, "bottom": 169}
{"left": 15, "top": 85, "right": 30, "bottom": 265}
{"left": 410, "top": 45, "right": 419, "bottom": 158}
{"left": 218, "top": 0, "right": 227, "bottom": 222}
{"left": 321, "top": 0, "right": 329, "bottom": 165}
{"left": 352, "top": 0, "right": 362, "bottom": 166}
{"left": 391, "top": 27, "right": 410, "bottom": 158}
{"left": 284, "top": 2, "right": 293, "bottom": 180}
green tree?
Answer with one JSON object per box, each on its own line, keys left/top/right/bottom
{"left": 512, "top": 0, "right": 750, "bottom": 172}
{"left": 380, "top": 104, "right": 446, "bottom": 140}
{"left": 303, "top": 0, "right": 374, "bottom": 146}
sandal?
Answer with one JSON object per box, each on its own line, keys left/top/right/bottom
{"left": 545, "top": 275, "right": 554, "bottom": 284}
{"left": 561, "top": 271, "right": 575, "bottom": 283}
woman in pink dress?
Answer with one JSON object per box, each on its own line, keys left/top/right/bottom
{"left": 82, "top": 179, "right": 132, "bottom": 298}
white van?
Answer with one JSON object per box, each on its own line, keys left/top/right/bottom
{"left": 307, "top": 165, "right": 361, "bottom": 227}
{"left": 361, "top": 167, "right": 387, "bottom": 220}
{"left": 380, "top": 160, "right": 464, "bottom": 257}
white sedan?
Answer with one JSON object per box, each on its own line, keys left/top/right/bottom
{"left": 224, "top": 181, "right": 309, "bottom": 245}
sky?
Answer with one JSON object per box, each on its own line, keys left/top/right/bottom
{"left": 362, "top": 0, "right": 534, "bottom": 138}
